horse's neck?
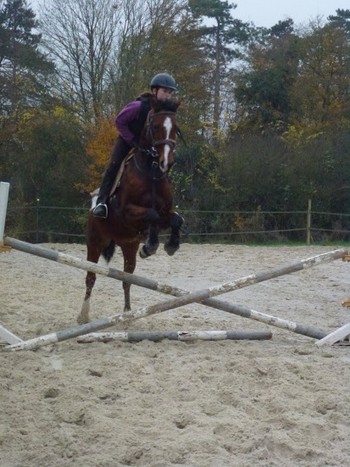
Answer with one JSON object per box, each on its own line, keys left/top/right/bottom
{"left": 133, "top": 147, "right": 152, "bottom": 172}
{"left": 133, "top": 147, "right": 165, "bottom": 179}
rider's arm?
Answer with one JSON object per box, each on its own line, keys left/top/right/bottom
{"left": 115, "top": 100, "right": 142, "bottom": 146}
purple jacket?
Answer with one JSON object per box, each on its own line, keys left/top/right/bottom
{"left": 115, "top": 100, "right": 142, "bottom": 146}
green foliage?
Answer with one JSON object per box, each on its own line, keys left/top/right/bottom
{"left": 328, "top": 8, "right": 350, "bottom": 36}
{"left": 188, "top": 0, "right": 251, "bottom": 132}
{"left": 219, "top": 131, "right": 293, "bottom": 210}
{"left": 0, "top": 0, "right": 54, "bottom": 117}
{"left": 10, "top": 108, "right": 89, "bottom": 206}
{"left": 286, "top": 122, "right": 350, "bottom": 213}
{"left": 234, "top": 27, "right": 301, "bottom": 132}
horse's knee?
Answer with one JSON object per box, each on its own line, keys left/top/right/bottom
{"left": 170, "top": 212, "right": 184, "bottom": 230}
{"left": 146, "top": 208, "right": 160, "bottom": 224}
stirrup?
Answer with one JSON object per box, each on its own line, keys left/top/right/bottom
{"left": 93, "top": 203, "right": 108, "bottom": 219}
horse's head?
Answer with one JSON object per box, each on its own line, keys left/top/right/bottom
{"left": 143, "top": 96, "right": 180, "bottom": 173}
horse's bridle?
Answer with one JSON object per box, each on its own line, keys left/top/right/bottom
{"left": 131, "top": 108, "right": 178, "bottom": 212}
{"left": 133, "top": 108, "right": 178, "bottom": 183}
{"left": 145, "top": 110, "right": 177, "bottom": 156}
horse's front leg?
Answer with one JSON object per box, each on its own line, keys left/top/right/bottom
{"left": 77, "top": 243, "right": 101, "bottom": 324}
{"left": 123, "top": 204, "right": 160, "bottom": 258}
{"left": 164, "top": 211, "right": 184, "bottom": 256}
{"left": 120, "top": 242, "right": 139, "bottom": 311}
{"left": 139, "top": 209, "right": 160, "bottom": 258}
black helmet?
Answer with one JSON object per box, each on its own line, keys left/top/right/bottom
{"left": 150, "top": 73, "right": 177, "bottom": 91}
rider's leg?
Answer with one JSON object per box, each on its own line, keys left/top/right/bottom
{"left": 93, "top": 138, "right": 131, "bottom": 218}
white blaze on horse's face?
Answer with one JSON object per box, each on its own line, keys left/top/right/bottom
{"left": 161, "top": 116, "right": 173, "bottom": 172}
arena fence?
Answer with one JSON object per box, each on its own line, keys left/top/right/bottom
{"left": 4, "top": 202, "right": 350, "bottom": 244}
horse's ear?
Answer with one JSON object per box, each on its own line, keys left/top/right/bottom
{"left": 153, "top": 96, "right": 180, "bottom": 113}
{"left": 176, "top": 126, "right": 186, "bottom": 145}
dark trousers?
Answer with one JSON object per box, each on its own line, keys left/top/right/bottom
{"left": 97, "top": 137, "right": 131, "bottom": 203}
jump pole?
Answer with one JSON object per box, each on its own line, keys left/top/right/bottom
{"left": 4, "top": 237, "right": 347, "bottom": 303}
{"left": 3, "top": 241, "right": 347, "bottom": 351}
{"left": 77, "top": 329, "right": 272, "bottom": 343}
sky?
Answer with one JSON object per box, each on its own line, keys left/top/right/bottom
{"left": 28, "top": 1, "right": 349, "bottom": 28}
{"left": 233, "top": 0, "right": 349, "bottom": 28}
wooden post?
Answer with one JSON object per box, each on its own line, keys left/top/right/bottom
{"left": 306, "top": 198, "right": 312, "bottom": 245}
{"left": 0, "top": 182, "right": 11, "bottom": 252}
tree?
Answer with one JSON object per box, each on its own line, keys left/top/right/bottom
{"left": 188, "top": 0, "right": 250, "bottom": 134}
{"left": 0, "top": 0, "right": 56, "bottom": 204}
{"left": 39, "top": 0, "right": 122, "bottom": 123}
{"left": 230, "top": 15, "right": 350, "bottom": 216}
{"left": 84, "top": 116, "right": 117, "bottom": 193}
{"left": 328, "top": 8, "right": 350, "bottom": 37}
{"left": 291, "top": 20, "right": 350, "bottom": 126}
{"left": 233, "top": 19, "right": 300, "bottom": 133}
{"left": 0, "top": 0, "right": 54, "bottom": 121}
{"left": 15, "top": 107, "right": 88, "bottom": 205}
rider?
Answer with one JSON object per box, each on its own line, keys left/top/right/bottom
{"left": 92, "top": 72, "right": 177, "bottom": 218}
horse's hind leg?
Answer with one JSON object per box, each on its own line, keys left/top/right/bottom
{"left": 164, "top": 212, "right": 184, "bottom": 256}
{"left": 121, "top": 242, "right": 139, "bottom": 311}
{"left": 77, "top": 243, "right": 101, "bottom": 324}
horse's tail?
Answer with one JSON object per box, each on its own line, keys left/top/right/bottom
{"left": 102, "top": 241, "right": 116, "bottom": 263}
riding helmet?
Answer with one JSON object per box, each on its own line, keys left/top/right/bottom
{"left": 150, "top": 73, "right": 177, "bottom": 91}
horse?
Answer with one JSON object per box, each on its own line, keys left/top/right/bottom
{"left": 77, "top": 97, "right": 183, "bottom": 324}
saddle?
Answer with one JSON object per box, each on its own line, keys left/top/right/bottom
{"left": 90, "top": 150, "right": 136, "bottom": 210}
{"left": 109, "top": 150, "right": 135, "bottom": 196}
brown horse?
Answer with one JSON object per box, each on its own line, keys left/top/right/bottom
{"left": 77, "top": 97, "right": 183, "bottom": 324}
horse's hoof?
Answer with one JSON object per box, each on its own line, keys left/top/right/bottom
{"left": 77, "top": 315, "right": 89, "bottom": 325}
{"left": 139, "top": 243, "right": 159, "bottom": 258}
{"left": 139, "top": 246, "right": 151, "bottom": 259}
{"left": 164, "top": 243, "right": 179, "bottom": 256}
{"left": 78, "top": 301, "right": 90, "bottom": 324}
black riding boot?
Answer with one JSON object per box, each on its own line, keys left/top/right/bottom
{"left": 92, "top": 169, "right": 116, "bottom": 218}
{"left": 93, "top": 138, "right": 131, "bottom": 218}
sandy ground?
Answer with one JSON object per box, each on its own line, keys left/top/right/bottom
{"left": 1, "top": 241, "right": 350, "bottom": 467}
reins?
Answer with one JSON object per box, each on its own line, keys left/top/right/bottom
{"left": 132, "top": 150, "right": 167, "bottom": 181}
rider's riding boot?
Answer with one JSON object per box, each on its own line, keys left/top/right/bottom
{"left": 93, "top": 140, "right": 130, "bottom": 218}
{"left": 93, "top": 170, "right": 116, "bottom": 218}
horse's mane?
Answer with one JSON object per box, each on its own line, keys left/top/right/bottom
{"left": 153, "top": 97, "right": 180, "bottom": 114}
